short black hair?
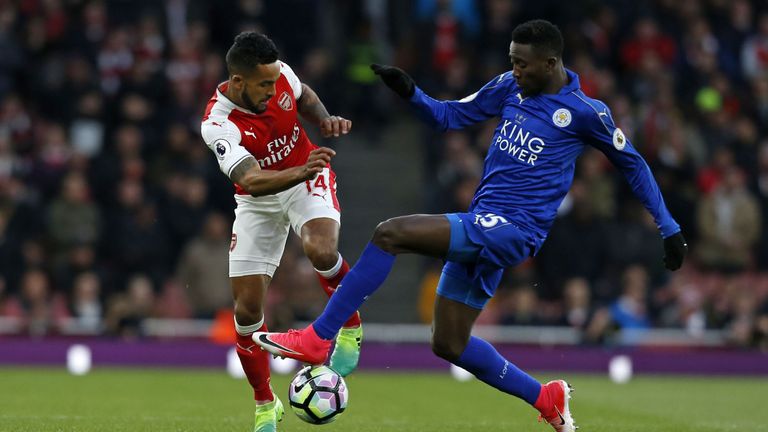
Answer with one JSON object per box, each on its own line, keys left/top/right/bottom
{"left": 511, "top": 20, "right": 563, "bottom": 58}
{"left": 225, "top": 32, "right": 279, "bottom": 76}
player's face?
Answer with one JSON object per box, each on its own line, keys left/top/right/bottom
{"left": 232, "top": 62, "right": 281, "bottom": 113}
{"left": 508, "top": 42, "right": 556, "bottom": 97}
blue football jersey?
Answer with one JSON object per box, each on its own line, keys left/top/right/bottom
{"left": 409, "top": 69, "right": 680, "bottom": 252}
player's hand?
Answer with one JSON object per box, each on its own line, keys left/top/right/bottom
{"left": 300, "top": 147, "right": 335, "bottom": 180}
{"left": 371, "top": 64, "right": 415, "bottom": 99}
{"left": 663, "top": 232, "right": 688, "bottom": 271}
{"left": 320, "top": 115, "right": 352, "bottom": 138}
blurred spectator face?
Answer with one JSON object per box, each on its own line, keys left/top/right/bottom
{"left": 21, "top": 270, "right": 49, "bottom": 304}
{"left": 73, "top": 272, "right": 100, "bottom": 303}
{"left": 77, "top": 91, "right": 103, "bottom": 117}
{"left": 512, "top": 287, "right": 537, "bottom": 315}
{"left": 564, "top": 277, "right": 590, "bottom": 309}
{"left": 166, "top": 123, "right": 191, "bottom": 153}
{"left": 183, "top": 175, "right": 207, "bottom": 207}
{"left": 115, "top": 125, "right": 142, "bottom": 157}
{"left": 127, "top": 275, "right": 154, "bottom": 309}
{"left": 721, "top": 167, "right": 746, "bottom": 192}
{"left": 61, "top": 172, "right": 89, "bottom": 203}
{"left": 117, "top": 179, "right": 144, "bottom": 209}
{"left": 229, "top": 60, "right": 280, "bottom": 113}
{"left": 636, "top": 19, "right": 659, "bottom": 41}
{"left": 21, "top": 239, "right": 46, "bottom": 267}
{"left": 120, "top": 94, "right": 152, "bottom": 122}
{"left": 69, "top": 244, "right": 96, "bottom": 269}
{"left": 622, "top": 265, "right": 648, "bottom": 301}
{"left": 203, "top": 212, "right": 229, "bottom": 241}
{"left": 121, "top": 157, "right": 145, "bottom": 180}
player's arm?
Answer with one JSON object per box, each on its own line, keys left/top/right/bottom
{"left": 229, "top": 148, "right": 334, "bottom": 197}
{"left": 371, "top": 64, "right": 505, "bottom": 131}
{"left": 582, "top": 105, "right": 687, "bottom": 270}
{"left": 297, "top": 83, "right": 352, "bottom": 138}
{"left": 201, "top": 119, "right": 334, "bottom": 197}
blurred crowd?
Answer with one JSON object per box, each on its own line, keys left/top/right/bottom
{"left": 0, "top": 0, "right": 767, "bottom": 350}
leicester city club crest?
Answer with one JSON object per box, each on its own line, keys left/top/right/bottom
{"left": 552, "top": 108, "right": 572, "bottom": 127}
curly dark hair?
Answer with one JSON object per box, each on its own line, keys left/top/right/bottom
{"left": 225, "top": 31, "right": 279, "bottom": 76}
{"left": 511, "top": 19, "right": 563, "bottom": 58}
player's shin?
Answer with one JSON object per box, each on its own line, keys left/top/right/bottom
{"left": 314, "top": 254, "right": 361, "bottom": 328}
{"left": 235, "top": 317, "right": 274, "bottom": 403}
{"left": 454, "top": 336, "right": 541, "bottom": 404}
{"left": 312, "top": 242, "right": 395, "bottom": 339}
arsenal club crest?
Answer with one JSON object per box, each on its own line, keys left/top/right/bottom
{"left": 278, "top": 91, "right": 293, "bottom": 111}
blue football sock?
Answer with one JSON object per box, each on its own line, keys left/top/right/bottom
{"left": 455, "top": 336, "right": 541, "bottom": 405}
{"left": 313, "top": 242, "right": 395, "bottom": 339}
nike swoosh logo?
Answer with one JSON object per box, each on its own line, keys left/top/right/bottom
{"left": 293, "top": 382, "right": 308, "bottom": 394}
{"left": 598, "top": 112, "right": 608, "bottom": 117}
{"left": 256, "top": 334, "right": 303, "bottom": 356}
{"left": 555, "top": 406, "right": 566, "bottom": 425}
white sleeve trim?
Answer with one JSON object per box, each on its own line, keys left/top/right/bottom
{"left": 279, "top": 61, "right": 303, "bottom": 99}
{"left": 201, "top": 119, "right": 252, "bottom": 178}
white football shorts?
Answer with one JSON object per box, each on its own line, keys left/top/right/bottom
{"left": 229, "top": 167, "right": 340, "bottom": 278}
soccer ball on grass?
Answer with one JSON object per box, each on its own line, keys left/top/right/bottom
{"left": 288, "top": 365, "right": 348, "bottom": 424}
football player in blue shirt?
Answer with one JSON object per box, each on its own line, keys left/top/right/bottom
{"left": 255, "top": 19, "right": 687, "bottom": 431}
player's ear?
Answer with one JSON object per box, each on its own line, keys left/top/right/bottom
{"left": 545, "top": 57, "right": 557, "bottom": 71}
{"left": 230, "top": 74, "right": 244, "bottom": 89}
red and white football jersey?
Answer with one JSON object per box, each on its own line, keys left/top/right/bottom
{"left": 200, "top": 61, "right": 317, "bottom": 195}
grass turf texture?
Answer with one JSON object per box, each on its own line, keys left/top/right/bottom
{"left": 0, "top": 368, "right": 766, "bottom": 432}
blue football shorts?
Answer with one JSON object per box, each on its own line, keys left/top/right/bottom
{"left": 436, "top": 212, "right": 535, "bottom": 309}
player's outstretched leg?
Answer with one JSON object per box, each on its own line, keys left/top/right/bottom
{"left": 253, "top": 394, "right": 284, "bottom": 432}
{"left": 314, "top": 255, "right": 363, "bottom": 376}
{"left": 535, "top": 380, "right": 577, "bottom": 432}
{"left": 254, "top": 242, "right": 396, "bottom": 364}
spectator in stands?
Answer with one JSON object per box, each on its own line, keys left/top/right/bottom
{"left": 18, "top": 269, "right": 59, "bottom": 336}
{"left": 47, "top": 172, "right": 101, "bottom": 266}
{"left": 696, "top": 167, "right": 762, "bottom": 273}
{"left": 560, "top": 277, "right": 593, "bottom": 331}
{"left": 175, "top": 212, "right": 232, "bottom": 319}
{"left": 106, "top": 274, "right": 156, "bottom": 339}
{"left": 68, "top": 271, "right": 103, "bottom": 333}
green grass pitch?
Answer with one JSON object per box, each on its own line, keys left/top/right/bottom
{"left": 0, "top": 367, "right": 766, "bottom": 431}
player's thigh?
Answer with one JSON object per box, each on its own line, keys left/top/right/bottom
{"left": 230, "top": 195, "right": 290, "bottom": 278}
{"left": 300, "top": 218, "right": 340, "bottom": 254}
{"left": 373, "top": 214, "right": 452, "bottom": 257}
{"left": 282, "top": 167, "right": 341, "bottom": 238}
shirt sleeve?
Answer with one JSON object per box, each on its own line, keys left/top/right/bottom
{"left": 580, "top": 101, "right": 680, "bottom": 238}
{"left": 408, "top": 73, "right": 511, "bottom": 131}
{"left": 200, "top": 119, "right": 253, "bottom": 178}
{"left": 279, "top": 61, "right": 303, "bottom": 99}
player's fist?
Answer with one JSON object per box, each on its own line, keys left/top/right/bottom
{"left": 320, "top": 115, "right": 352, "bottom": 138}
{"left": 663, "top": 232, "right": 688, "bottom": 271}
{"left": 301, "top": 147, "right": 335, "bottom": 180}
{"left": 371, "top": 64, "right": 415, "bottom": 99}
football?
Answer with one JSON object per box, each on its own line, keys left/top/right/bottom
{"left": 288, "top": 365, "right": 348, "bottom": 424}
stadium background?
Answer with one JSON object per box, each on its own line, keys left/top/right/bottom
{"left": 0, "top": 0, "right": 767, "bottom": 353}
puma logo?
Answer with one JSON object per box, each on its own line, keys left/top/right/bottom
{"left": 236, "top": 343, "right": 256, "bottom": 353}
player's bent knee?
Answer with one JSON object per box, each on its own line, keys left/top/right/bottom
{"left": 372, "top": 219, "right": 404, "bottom": 253}
{"left": 305, "top": 247, "right": 339, "bottom": 271}
{"left": 430, "top": 337, "right": 465, "bottom": 362}
{"left": 233, "top": 300, "right": 264, "bottom": 326}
